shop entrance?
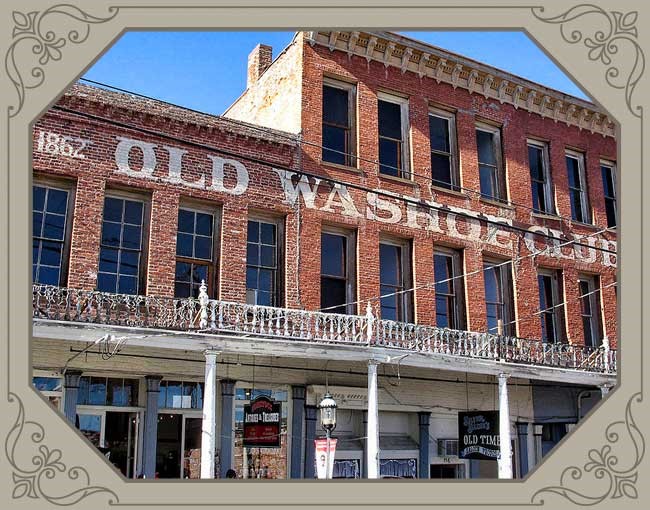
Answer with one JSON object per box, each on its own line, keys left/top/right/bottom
{"left": 77, "top": 410, "right": 140, "bottom": 478}
{"left": 156, "top": 413, "right": 202, "bottom": 479}
{"left": 430, "top": 463, "right": 465, "bottom": 478}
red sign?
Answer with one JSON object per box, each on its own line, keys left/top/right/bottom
{"left": 315, "top": 438, "right": 337, "bottom": 479}
{"left": 243, "top": 396, "right": 281, "bottom": 448}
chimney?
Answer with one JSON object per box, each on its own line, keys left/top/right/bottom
{"left": 247, "top": 44, "right": 273, "bottom": 89}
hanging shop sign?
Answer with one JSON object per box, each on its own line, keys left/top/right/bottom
{"left": 314, "top": 438, "right": 338, "bottom": 479}
{"left": 458, "top": 411, "right": 500, "bottom": 461}
{"left": 243, "top": 396, "right": 281, "bottom": 448}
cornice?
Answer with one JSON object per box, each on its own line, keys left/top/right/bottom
{"left": 306, "top": 31, "right": 615, "bottom": 139}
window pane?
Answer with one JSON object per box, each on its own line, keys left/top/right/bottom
{"left": 99, "top": 248, "right": 119, "bottom": 274}
{"left": 431, "top": 153, "right": 452, "bottom": 188}
{"left": 175, "top": 262, "right": 191, "bottom": 282}
{"left": 103, "top": 197, "right": 123, "bottom": 222}
{"left": 479, "top": 165, "right": 497, "bottom": 199}
{"left": 434, "top": 255, "right": 451, "bottom": 295}
{"left": 570, "top": 190, "right": 584, "bottom": 222}
{"left": 123, "top": 200, "right": 143, "bottom": 225}
{"left": 484, "top": 266, "right": 499, "bottom": 303}
{"left": 101, "top": 222, "right": 121, "bottom": 247}
{"left": 195, "top": 213, "right": 213, "bottom": 237}
{"left": 118, "top": 275, "right": 137, "bottom": 295}
{"left": 38, "top": 266, "right": 60, "bottom": 286}
{"left": 323, "top": 126, "right": 347, "bottom": 165}
{"left": 247, "top": 221, "right": 259, "bottom": 243}
{"left": 258, "top": 269, "right": 272, "bottom": 291}
{"left": 257, "top": 291, "right": 272, "bottom": 306}
{"left": 175, "top": 282, "right": 191, "bottom": 298}
{"left": 121, "top": 224, "right": 142, "bottom": 250}
{"left": 321, "top": 234, "right": 345, "bottom": 277}
{"left": 177, "top": 233, "right": 193, "bottom": 257}
{"left": 247, "top": 242, "right": 259, "bottom": 265}
{"left": 178, "top": 209, "right": 194, "bottom": 233}
{"left": 321, "top": 277, "right": 346, "bottom": 313}
{"left": 33, "top": 186, "right": 46, "bottom": 211}
{"left": 46, "top": 189, "right": 68, "bottom": 214}
{"left": 97, "top": 272, "right": 117, "bottom": 293}
{"left": 88, "top": 377, "right": 107, "bottom": 405}
{"left": 119, "top": 250, "right": 139, "bottom": 276}
{"left": 246, "top": 267, "right": 258, "bottom": 288}
{"left": 528, "top": 146, "right": 544, "bottom": 180}
{"left": 378, "top": 100, "right": 402, "bottom": 139}
{"left": 379, "top": 139, "right": 399, "bottom": 176}
{"left": 323, "top": 86, "right": 349, "bottom": 125}
{"left": 380, "top": 244, "right": 400, "bottom": 286}
{"left": 605, "top": 200, "right": 616, "bottom": 228}
{"left": 40, "top": 240, "right": 62, "bottom": 266}
{"left": 476, "top": 130, "right": 496, "bottom": 165}
{"left": 33, "top": 212, "right": 43, "bottom": 238}
{"left": 601, "top": 166, "right": 614, "bottom": 196}
{"left": 429, "top": 115, "right": 450, "bottom": 152}
{"left": 566, "top": 157, "right": 581, "bottom": 188}
{"left": 43, "top": 213, "right": 65, "bottom": 240}
{"left": 260, "top": 222, "right": 276, "bottom": 244}
{"left": 260, "top": 245, "right": 275, "bottom": 267}
{"left": 436, "top": 296, "right": 449, "bottom": 328}
{"left": 107, "top": 378, "right": 126, "bottom": 406}
{"left": 194, "top": 236, "right": 212, "bottom": 260}
{"left": 193, "top": 264, "right": 208, "bottom": 284}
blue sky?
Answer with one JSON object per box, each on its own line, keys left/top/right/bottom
{"left": 83, "top": 31, "right": 588, "bottom": 116}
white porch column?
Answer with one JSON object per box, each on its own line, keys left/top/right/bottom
{"left": 498, "top": 373, "right": 513, "bottom": 479}
{"left": 526, "top": 422, "right": 536, "bottom": 473}
{"left": 200, "top": 349, "right": 219, "bottom": 479}
{"left": 367, "top": 359, "right": 380, "bottom": 479}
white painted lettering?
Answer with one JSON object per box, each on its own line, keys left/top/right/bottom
{"left": 321, "top": 183, "right": 361, "bottom": 217}
{"left": 208, "top": 156, "right": 249, "bottom": 195}
{"left": 272, "top": 169, "right": 322, "bottom": 208}
{"left": 162, "top": 145, "right": 206, "bottom": 189}
{"left": 114, "top": 136, "right": 157, "bottom": 178}
{"left": 366, "top": 192, "right": 402, "bottom": 223}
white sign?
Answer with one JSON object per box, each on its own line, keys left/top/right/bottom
{"left": 315, "top": 438, "right": 337, "bottom": 479}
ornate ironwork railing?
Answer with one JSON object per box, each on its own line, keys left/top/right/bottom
{"left": 32, "top": 284, "right": 617, "bottom": 374}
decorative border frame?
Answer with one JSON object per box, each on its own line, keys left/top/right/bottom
{"left": 1, "top": 1, "right": 645, "bottom": 508}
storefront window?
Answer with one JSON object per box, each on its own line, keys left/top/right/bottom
{"left": 159, "top": 380, "right": 203, "bottom": 409}
{"left": 78, "top": 377, "right": 138, "bottom": 406}
{"left": 234, "top": 386, "right": 289, "bottom": 479}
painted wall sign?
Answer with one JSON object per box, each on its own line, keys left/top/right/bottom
{"left": 458, "top": 411, "right": 500, "bottom": 461}
{"left": 243, "top": 396, "right": 281, "bottom": 448}
{"left": 34, "top": 131, "right": 618, "bottom": 267}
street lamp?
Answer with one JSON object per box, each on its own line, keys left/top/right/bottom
{"left": 319, "top": 393, "right": 337, "bottom": 479}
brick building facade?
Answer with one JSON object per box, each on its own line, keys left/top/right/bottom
{"left": 32, "top": 31, "right": 617, "bottom": 480}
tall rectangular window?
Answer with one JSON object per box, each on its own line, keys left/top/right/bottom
{"left": 379, "top": 240, "right": 412, "bottom": 322}
{"left": 321, "top": 230, "right": 355, "bottom": 314}
{"left": 537, "top": 269, "right": 565, "bottom": 343}
{"left": 434, "top": 249, "right": 466, "bottom": 330}
{"left": 246, "top": 218, "right": 282, "bottom": 306}
{"left": 322, "top": 79, "right": 356, "bottom": 167}
{"left": 476, "top": 123, "right": 505, "bottom": 201}
{"left": 578, "top": 275, "right": 603, "bottom": 347}
{"left": 600, "top": 161, "right": 617, "bottom": 228}
{"left": 378, "top": 93, "right": 410, "bottom": 179}
{"left": 33, "top": 183, "right": 72, "bottom": 286}
{"left": 566, "top": 150, "right": 591, "bottom": 223}
{"left": 175, "top": 207, "right": 218, "bottom": 298}
{"left": 429, "top": 109, "right": 458, "bottom": 190}
{"left": 483, "top": 259, "right": 514, "bottom": 336}
{"left": 98, "top": 195, "right": 147, "bottom": 295}
{"left": 528, "top": 140, "right": 554, "bottom": 214}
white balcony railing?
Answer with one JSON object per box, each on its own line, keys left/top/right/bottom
{"left": 32, "top": 284, "right": 617, "bottom": 374}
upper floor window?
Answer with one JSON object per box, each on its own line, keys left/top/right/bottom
{"left": 379, "top": 239, "right": 413, "bottom": 322}
{"left": 538, "top": 269, "right": 565, "bottom": 343}
{"left": 600, "top": 161, "right": 617, "bottom": 228}
{"left": 578, "top": 275, "right": 603, "bottom": 347}
{"left": 483, "top": 258, "right": 514, "bottom": 336}
{"left": 321, "top": 229, "right": 356, "bottom": 314}
{"left": 528, "top": 140, "right": 554, "bottom": 214}
{"left": 33, "top": 183, "right": 72, "bottom": 286}
{"left": 476, "top": 123, "right": 505, "bottom": 201}
{"left": 429, "top": 108, "right": 458, "bottom": 191}
{"left": 175, "top": 207, "right": 218, "bottom": 298}
{"left": 434, "top": 248, "right": 466, "bottom": 330}
{"left": 378, "top": 93, "right": 410, "bottom": 179}
{"left": 322, "top": 78, "right": 356, "bottom": 167}
{"left": 247, "top": 217, "right": 283, "bottom": 307}
{"left": 98, "top": 195, "right": 147, "bottom": 295}
{"left": 566, "top": 150, "right": 591, "bottom": 223}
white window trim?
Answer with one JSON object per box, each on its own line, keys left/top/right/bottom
{"left": 377, "top": 91, "right": 411, "bottom": 180}
{"left": 429, "top": 107, "right": 459, "bottom": 190}
{"left": 565, "top": 149, "right": 591, "bottom": 224}
{"left": 527, "top": 138, "right": 555, "bottom": 215}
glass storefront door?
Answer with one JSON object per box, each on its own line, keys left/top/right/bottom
{"left": 156, "top": 413, "right": 203, "bottom": 479}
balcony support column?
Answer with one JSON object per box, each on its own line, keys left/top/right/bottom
{"left": 367, "top": 359, "right": 380, "bottom": 479}
{"left": 143, "top": 375, "right": 163, "bottom": 479}
{"left": 498, "top": 373, "right": 513, "bottom": 479}
{"left": 62, "top": 369, "right": 83, "bottom": 425}
{"left": 200, "top": 349, "right": 219, "bottom": 479}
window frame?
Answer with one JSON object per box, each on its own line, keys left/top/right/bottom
{"left": 482, "top": 257, "right": 515, "bottom": 337}
{"left": 577, "top": 274, "right": 603, "bottom": 348}
{"left": 246, "top": 213, "right": 285, "bottom": 307}
{"left": 537, "top": 268, "right": 566, "bottom": 344}
{"left": 32, "top": 179, "right": 76, "bottom": 287}
{"left": 377, "top": 91, "right": 411, "bottom": 180}
{"left": 527, "top": 139, "right": 555, "bottom": 215}
{"left": 379, "top": 237, "right": 413, "bottom": 323}
{"left": 433, "top": 247, "right": 467, "bottom": 330}
{"left": 174, "top": 203, "right": 221, "bottom": 299}
{"left": 320, "top": 226, "right": 357, "bottom": 315}
{"left": 322, "top": 77, "right": 357, "bottom": 168}
{"left": 97, "top": 190, "right": 150, "bottom": 295}
{"left": 476, "top": 122, "right": 505, "bottom": 202}
{"left": 600, "top": 159, "right": 617, "bottom": 228}
{"left": 565, "top": 149, "right": 592, "bottom": 224}
{"left": 429, "top": 107, "right": 459, "bottom": 191}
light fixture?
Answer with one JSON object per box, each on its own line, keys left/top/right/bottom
{"left": 318, "top": 393, "right": 337, "bottom": 479}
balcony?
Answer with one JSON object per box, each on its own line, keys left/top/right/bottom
{"left": 32, "top": 284, "right": 617, "bottom": 376}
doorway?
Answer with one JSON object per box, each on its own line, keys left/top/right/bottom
{"left": 156, "top": 413, "right": 203, "bottom": 479}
